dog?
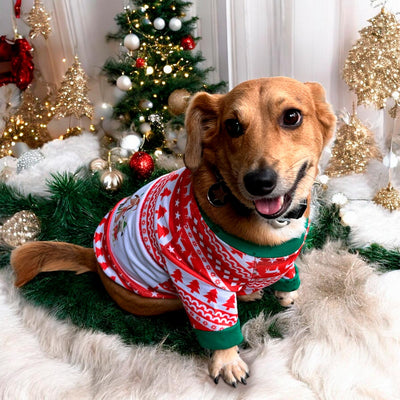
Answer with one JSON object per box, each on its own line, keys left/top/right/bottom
{"left": 10, "top": 77, "right": 336, "bottom": 387}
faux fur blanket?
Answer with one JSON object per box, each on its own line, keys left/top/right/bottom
{"left": 2, "top": 242, "right": 400, "bottom": 400}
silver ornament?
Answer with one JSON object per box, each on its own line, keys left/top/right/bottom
{"left": 89, "top": 158, "right": 108, "bottom": 172}
{"left": 16, "top": 149, "right": 45, "bottom": 174}
{"left": 100, "top": 169, "right": 124, "bottom": 191}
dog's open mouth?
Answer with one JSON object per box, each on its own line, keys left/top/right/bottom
{"left": 254, "top": 193, "right": 292, "bottom": 219}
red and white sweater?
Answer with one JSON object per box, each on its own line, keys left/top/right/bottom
{"left": 94, "top": 168, "right": 307, "bottom": 350}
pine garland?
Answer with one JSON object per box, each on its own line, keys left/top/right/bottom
{"left": 0, "top": 168, "right": 397, "bottom": 355}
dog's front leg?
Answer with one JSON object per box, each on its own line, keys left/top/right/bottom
{"left": 209, "top": 345, "right": 249, "bottom": 387}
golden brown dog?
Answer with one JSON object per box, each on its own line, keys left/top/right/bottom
{"left": 11, "top": 77, "right": 336, "bottom": 387}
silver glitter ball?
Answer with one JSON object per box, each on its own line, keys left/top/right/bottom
{"left": 16, "top": 150, "right": 45, "bottom": 174}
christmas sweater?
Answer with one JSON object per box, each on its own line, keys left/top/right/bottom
{"left": 94, "top": 167, "right": 308, "bottom": 350}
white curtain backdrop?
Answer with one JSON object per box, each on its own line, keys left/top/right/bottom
{"left": 1, "top": 0, "right": 400, "bottom": 141}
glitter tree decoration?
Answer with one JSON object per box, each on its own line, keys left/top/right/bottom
{"left": 343, "top": 8, "right": 400, "bottom": 114}
{"left": 0, "top": 87, "right": 53, "bottom": 157}
{"left": 53, "top": 56, "right": 94, "bottom": 120}
{"left": 373, "top": 183, "right": 400, "bottom": 211}
{"left": 25, "top": 0, "right": 52, "bottom": 40}
{"left": 325, "top": 111, "right": 382, "bottom": 177}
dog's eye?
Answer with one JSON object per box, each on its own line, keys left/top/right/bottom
{"left": 281, "top": 109, "right": 302, "bottom": 128}
{"left": 225, "top": 119, "right": 244, "bottom": 138}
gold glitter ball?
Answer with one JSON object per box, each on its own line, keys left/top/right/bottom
{"left": 373, "top": 183, "right": 400, "bottom": 211}
{"left": 0, "top": 210, "right": 41, "bottom": 248}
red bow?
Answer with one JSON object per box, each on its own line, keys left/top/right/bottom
{"left": 0, "top": 36, "right": 34, "bottom": 90}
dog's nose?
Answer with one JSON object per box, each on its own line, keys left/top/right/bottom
{"left": 244, "top": 168, "right": 278, "bottom": 196}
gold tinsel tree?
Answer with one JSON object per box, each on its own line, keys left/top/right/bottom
{"left": 343, "top": 8, "right": 400, "bottom": 115}
{"left": 325, "top": 111, "right": 382, "bottom": 177}
{"left": 25, "top": 0, "right": 52, "bottom": 40}
{"left": 53, "top": 56, "right": 94, "bottom": 120}
{"left": 0, "top": 87, "right": 53, "bottom": 157}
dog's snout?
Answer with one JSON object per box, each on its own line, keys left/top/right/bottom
{"left": 244, "top": 168, "right": 278, "bottom": 196}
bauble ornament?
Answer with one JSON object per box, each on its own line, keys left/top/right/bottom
{"left": 129, "top": 151, "right": 154, "bottom": 180}
{"left": 100, "top": 169, "right": 124, "bottom": 191}
{"left": 168, "top": 17, "right": 182, "bottom": 31}
{"left": 181, "top": 35, "right": 195, "bottom": 50}
{"left": 168, "top": 89, "right": 190, "bottom": 115}
{"left": 136, "top": 57, "right": 146, "bottom": 68}
{"left": 90, "top": 158, "right": 108, "bottom": 172}
{"left": 120, "top": 132, "right": 145, "bottom": 153}
{"left": 123, "top": 33, "right": 140, "bottom": 51}
{"left": 116, "top": 75, "right": 132, "bottom": 91}
{"left": 153, "top": 17, "right": 166, "bottom": 30}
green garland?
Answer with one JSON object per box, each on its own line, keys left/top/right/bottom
{"left": 0, "top": 166, "right": 398, "bottom": 355}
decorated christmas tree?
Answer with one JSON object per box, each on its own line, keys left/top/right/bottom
{"left": 102, "top": 0, "right": 225, "bottom": 154}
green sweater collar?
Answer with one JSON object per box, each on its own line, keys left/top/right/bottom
{"left": 200, "top": 209, "right": 308, "bottom": 258}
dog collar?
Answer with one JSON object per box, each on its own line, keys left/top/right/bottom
{"left": 207, "top": 170, "right": 308, "bottom": 228}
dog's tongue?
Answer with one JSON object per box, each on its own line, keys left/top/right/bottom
{"left": 254, "top": 196, "right": 284, "bottom": 216}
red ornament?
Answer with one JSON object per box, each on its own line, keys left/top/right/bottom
{"left": 135, "top": 57, "right": 146, "bottom": 68}
{"left": 181, "top": 35, "right": 195, "bottom": 50}
{"left": 0, "top": 36, "right": 34, "bottom": 90}
{"left": 129, "top": 151, "right": 154, "bottom": 180}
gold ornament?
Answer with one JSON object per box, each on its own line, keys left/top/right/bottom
{"left": 89, "top": 158, "right": 108, "bottom": 171}
{"left": 53, "top": 56, "right": 94, "bottom": 120}
{"left": 100, "top": 169, "right": 124, "bottom": 191}
{"left": 373, "top": 183, "right": 400, "bottom": 211}
{"left": 25, "top": 0, "right": 52, "bottom": 39}
{"left": 0, "top": 210, "right": 41, "bottom": 248}
{"left": 168, "top": 89, "right": 190, "bottom": 115}
{"left": 1, "top": 88, "right": 53, "bottom": 158}
{"left": 343, "top": 8, "right": 400, "bottom": 111}
{"left": 325, "top": 112, "right": 382, "bottom": 177}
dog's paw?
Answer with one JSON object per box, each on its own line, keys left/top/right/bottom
{"left": 238, "top": 290, "right": 263, "bottom": 302}
{"left": 274, "top": 290, "right": 298, "bottom": 307}
{"left": 209, "top": 346, "right": 249, "bottom": 388}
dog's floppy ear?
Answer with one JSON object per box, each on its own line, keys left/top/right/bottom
{"left": 305, "top": 82, "right": 337, "bottom": 147}
{"left": 184, "top": 92, "right": 223, "bottom": 171}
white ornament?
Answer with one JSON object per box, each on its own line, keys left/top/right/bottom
{"left": 116, "top": 75, "right": 132, "bottom": 91}
{"left": 120, "top": 132, "right": 145, "bottom": 153}
{"left": 139, "top": 122, "right": 151, "bottom": 134}
{"left": 163, "top": 65, "right": 172, "bottom": 74}
{"left": 146, "top": 66, "right": 154, "bottom": 75}
{"left": 153, "top": 17, "right": 166, "bottom": 30}
{"left": 94, "top": 102, "right": 114, "bottom": 120}
{"left": 317, "top": 174, "right": 329, "bottom": 185}
{"left": 383, "top": 151, "right": 399, "bottom": 168}
{"left": 331, "top": 193, "right": 348, "bottom": 206}
{"left": 168, "top": 17, "right": 182, "bottom": 31}
{"left": 392, "top": 91, "right": 400, "bottom": 100}
{"left": 123, "top": 33, "right": 140, "bottom": 51}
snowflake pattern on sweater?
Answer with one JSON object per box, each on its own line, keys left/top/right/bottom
{"left": 94, "top": 168, "right": 308, "bottom": 349}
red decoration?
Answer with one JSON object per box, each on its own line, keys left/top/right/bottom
{"left": 135, "top": 57, "right": 146, "bottom": 68}
{"left": 181, "top": 35, "right": 195, "bottom": 50}
{"left": 188, "top": 279, "right": 200, "bottom": 294}
{"left": 129, "top": 151, "right": 154, "bottom": 180}
{"left": 204, "top": 289, "right": 218, "bottom": 304}
{"left": 14, "top": 0, "right": 22, "bottom": 18}
{"left": 0, "top": 36, "right": 34, "bottom": 90}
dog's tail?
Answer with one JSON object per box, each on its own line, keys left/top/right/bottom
{"left": 10, "top": 241, "right": 98, "bottom": 287}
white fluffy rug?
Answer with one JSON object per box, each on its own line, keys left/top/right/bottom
{"left": 2, "top": 242, "right": 400, "bottom": 400}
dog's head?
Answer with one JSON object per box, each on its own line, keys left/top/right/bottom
{"left": 184, "top": 77, "right": 336, "bottom": 221}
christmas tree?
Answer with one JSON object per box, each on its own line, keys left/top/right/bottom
{"left": 102, "top": 0, "right": 225, "bottom": 153}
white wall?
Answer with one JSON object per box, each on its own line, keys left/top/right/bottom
{"left": 1, "top": 0, "right": 400, "bottom": 139}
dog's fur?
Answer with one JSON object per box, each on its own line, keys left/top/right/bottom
{"left": 10, "top": 77, "right": 336, "bottom": 386}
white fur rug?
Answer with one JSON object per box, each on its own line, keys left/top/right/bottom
{"left": 2, "top": 242, "right": 400, "bottom": 400}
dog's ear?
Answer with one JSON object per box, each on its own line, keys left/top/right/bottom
{"left": 305, "top": 82, "right": 337, "bottom": 147}
{"left": 184, "top": 92, "right": 223, "bottom": 171}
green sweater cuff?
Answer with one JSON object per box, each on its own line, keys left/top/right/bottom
{"left": 270, "top": 264, "right": 300, "bottom": 292}
{"left": 194, "top": 321, "right": 244, "bottom": 350}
